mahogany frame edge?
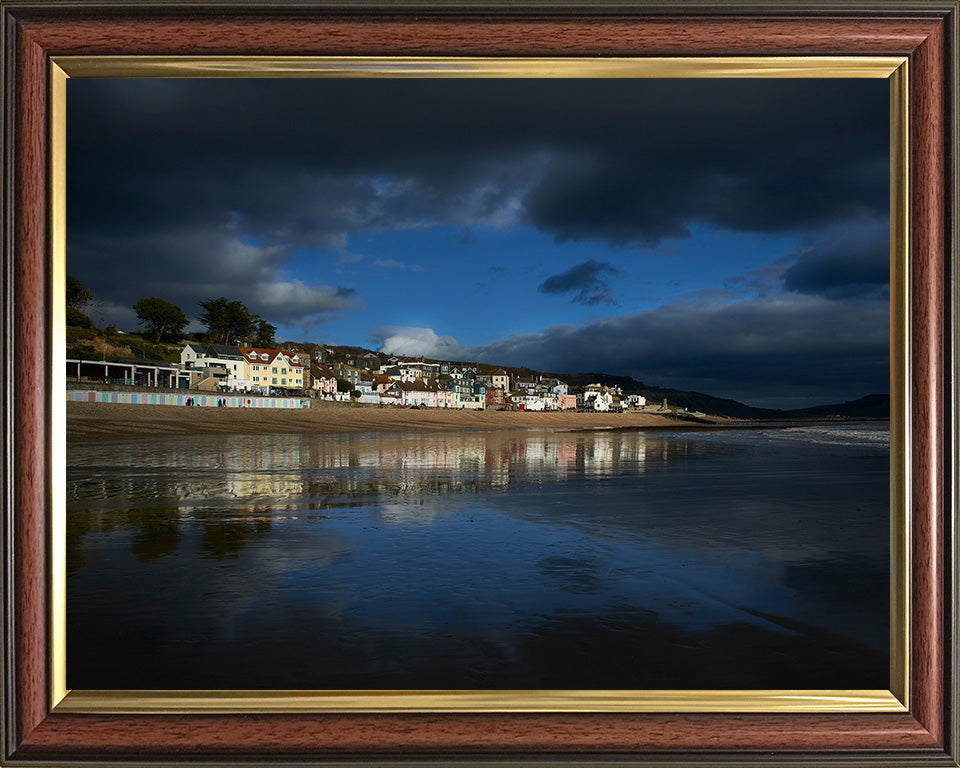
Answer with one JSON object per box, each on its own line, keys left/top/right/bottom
{"left": 1, "top": 2, "right": 957, "bottom": 765}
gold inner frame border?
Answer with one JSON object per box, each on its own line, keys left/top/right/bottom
{"left": 49, "top": 55, "right": 910, "bottom": 715}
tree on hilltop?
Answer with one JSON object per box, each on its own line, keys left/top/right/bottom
{"left": 66, "top": 274, "right": 102, "bottom": 328}
{"left": 254, "top": 320, "right": 276, "bottom": 347}
{"left": 66, "top": 274, "right": 94, "bottom": 311}
{"left": 134, "top": 297, "right": 189, "bottom": 343}
{"left": 198, "top": 297, "right": 259, "bottom": 345}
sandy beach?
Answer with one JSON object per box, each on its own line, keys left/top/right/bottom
{"left": 66, "top": 400, "right": 732, "bottom": 440}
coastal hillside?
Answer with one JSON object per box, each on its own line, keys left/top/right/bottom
{"left": 67, "top": 322, "right": 889, "bottom": 420}
{"left": 782, "top": 393, "right": 890, "bottom": 419}
{"left": 549, "top": 372, "right": 889, "bottom": 420}
{"left": 310, "top": 348, "right": 890, "bottom": 419}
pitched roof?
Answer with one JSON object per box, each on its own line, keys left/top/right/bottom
{"left": 399, "top": 381, "right": 431, "bottom": 392}
{"left": 311, "top": 363, "right": 337, "bottom": 379}
{"left": 186, "top": 343, "right": 243, "bottom": 359}
{"left": 239, "top": 346, "right": 305, "bottom": 368}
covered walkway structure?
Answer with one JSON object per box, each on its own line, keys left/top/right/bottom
{"left": 67, "top": 358, "right": 191, "bottom": 389}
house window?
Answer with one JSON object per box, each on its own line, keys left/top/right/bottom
{"left": 260, "top": 354, "right": 268, "bottom": 360}
{"left": 282, "top": 378, "right": 286, "bottom": 385}
{"left": 272, "top": 367, "right": 277, "bottom": 373}
{"left": 272, "top": 378, "right": 277, "bottom": 385}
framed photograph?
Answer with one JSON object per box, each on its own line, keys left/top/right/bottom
{"left": 2, "top": 2, "right": 957, "bottom": 766}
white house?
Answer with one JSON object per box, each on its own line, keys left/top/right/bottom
{"left": 180, "top": 344, "right": 246, "bottom": 389}
{"left": 399, "top": 381, "right": 435, "bottom": 408}
{"left": 356, "top": 382, "right": 381, "bottom": 405}
{"left": 491, "top": 369, "right": 511, "bottom": 392}
{"left": 542, "top": 378, "right": 568, "bottom": 396}
{"left": 436, "top": 387, "right": 457, "bottom": 409}
{"left": 513, "top": 393, "right": 546, "bottom": 411}
{"left": 399, "top": 361, "right": 427, "bottom": 380}
{"left": 584, "top": 389, "right": 614, "bottom": 411}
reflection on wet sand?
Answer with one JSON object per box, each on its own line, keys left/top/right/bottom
{"left": 67, "top": 431, "right": 702, "bottom": 572}
{"left": 67, "top": 425, "right": 889, "bottom": 690}
{"left": 71, "top": 430, "right": 682, "bottom": 508}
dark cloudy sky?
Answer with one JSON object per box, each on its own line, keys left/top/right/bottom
{"left": 67, "top": 77, "right": 889, "bottom": 408}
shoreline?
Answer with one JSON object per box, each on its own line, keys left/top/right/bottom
{"left": 67, "top": 400, "right": 741, "bottom": 441}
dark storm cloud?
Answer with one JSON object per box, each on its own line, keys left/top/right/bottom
{"left": 483, "top": 296, "right": 888, "bottom": 407}
{"left": 68, "top": 78, "right": 888, "bottom": 323}
{"left": 538, "top": 260, "right": 619, "bottom": 305}
{"left": 782, "top": 219, "right": 890, "bottom": 299}
{"left": 378, "top": 293, "right": 889, "bottom": 408}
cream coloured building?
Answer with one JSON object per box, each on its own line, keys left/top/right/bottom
{"left": 238, "top": 346, "right": 306, "bottom": 393}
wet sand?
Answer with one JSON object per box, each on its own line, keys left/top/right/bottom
{"left": 67, "top": 400, "right": 730, "bottom": 440}
{"left": 66, "top": 413, "right": 887, "bottom": 689}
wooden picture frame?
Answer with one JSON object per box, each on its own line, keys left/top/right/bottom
{"left": 2, "top": 2, "right": 957, "bottom": 764}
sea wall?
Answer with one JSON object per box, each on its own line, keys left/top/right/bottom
{"left": 67, "top": 390, "right": 311, "bottom": 409}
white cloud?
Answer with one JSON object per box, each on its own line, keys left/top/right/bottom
{"left": 216, "top": 238, "right": 288, "bottom": 276}
{"left": 375, "top": 326, "right": 465, "bottom": 359}
{"left": 254, "top": 280, "right": 359, "bottom": 321}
